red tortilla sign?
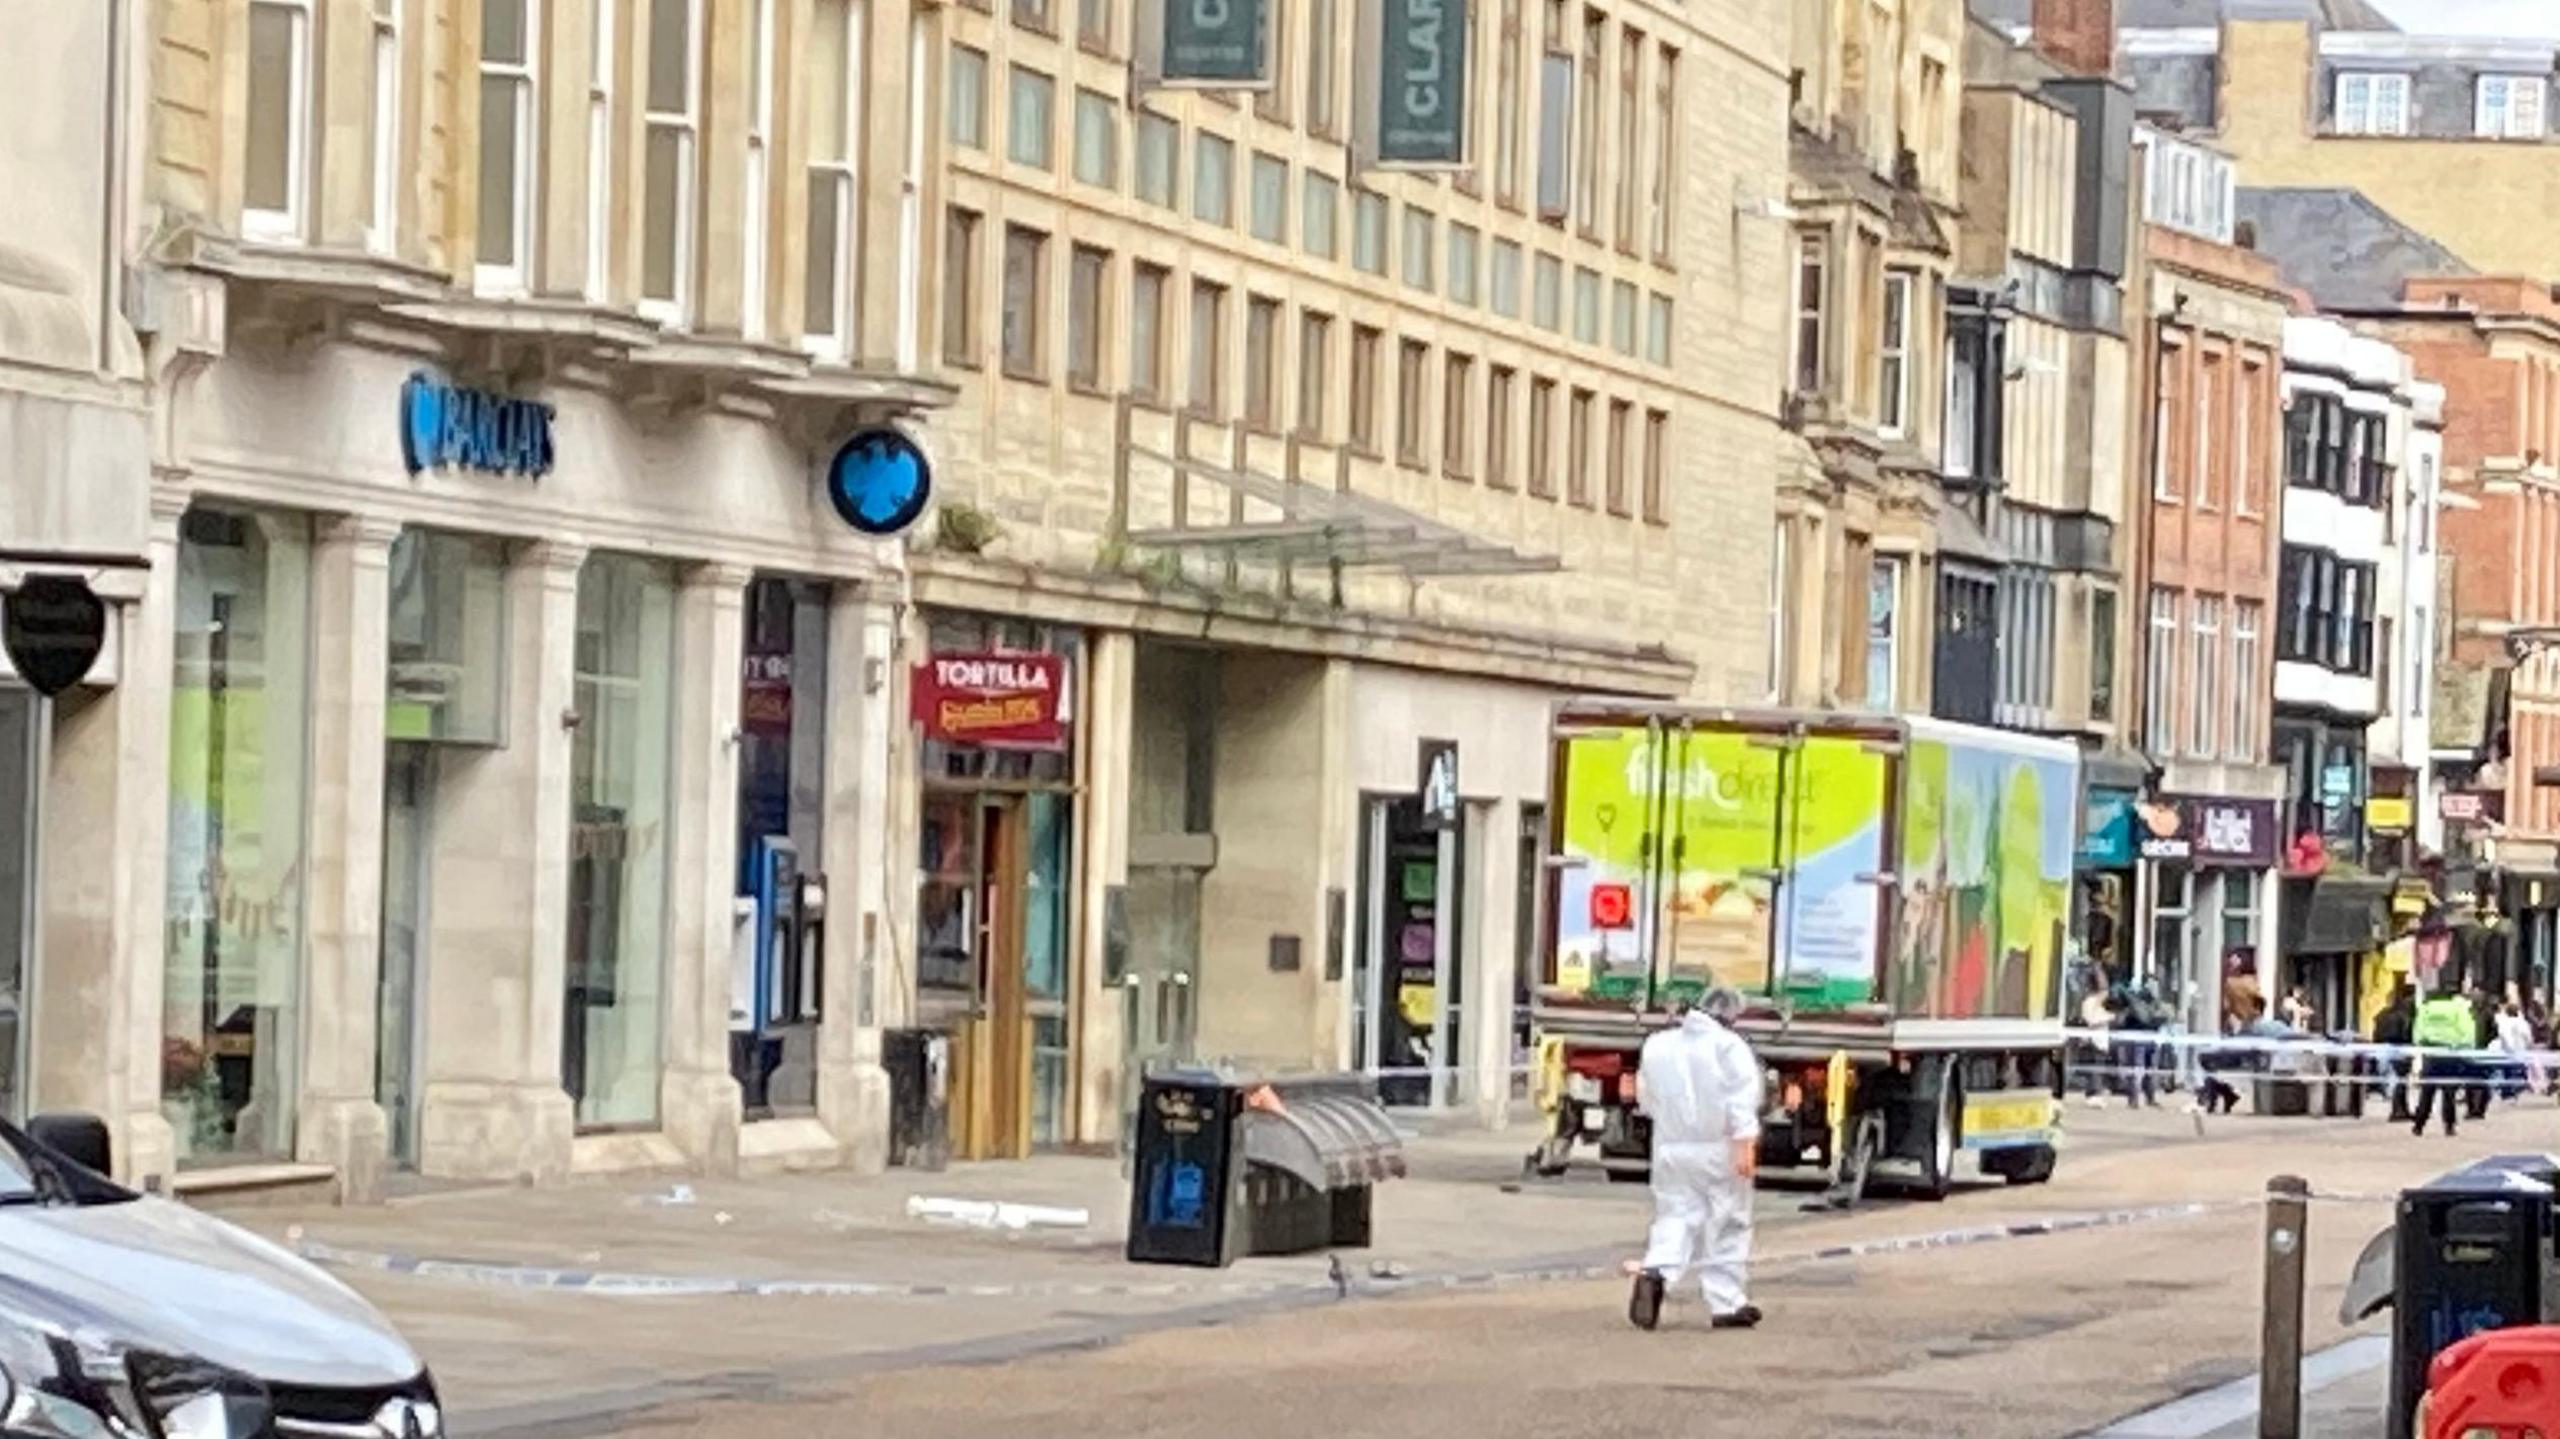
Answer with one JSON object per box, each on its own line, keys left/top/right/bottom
{"left": 911, "top": 652, "right": 1066, "bottom": 749}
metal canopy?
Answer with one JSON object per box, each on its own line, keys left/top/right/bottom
{"left": 1119, "top": 441, "right": 1560, "bottom": 579}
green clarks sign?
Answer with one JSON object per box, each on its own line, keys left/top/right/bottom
{"left": 1161, "top": 0, "right": 1268, "bottom": 85}
{"left": 1375, "top": 0, "right": 1467, "bottom": 165}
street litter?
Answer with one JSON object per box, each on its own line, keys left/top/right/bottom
{"left": 905, "top": 1196, "right": 1091, "bottom": 1231}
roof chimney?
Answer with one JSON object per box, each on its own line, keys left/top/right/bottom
{"left": 2031, "top": 0, "right": 2115, "bottom": 77}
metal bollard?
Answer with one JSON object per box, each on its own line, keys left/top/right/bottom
{"left": 2260, "top": 1174, "right": 2311, "bottom": 1439}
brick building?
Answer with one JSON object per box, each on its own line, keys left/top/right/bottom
{"left": 2118, "top": 125, "right": 2291, "bottom": 1029}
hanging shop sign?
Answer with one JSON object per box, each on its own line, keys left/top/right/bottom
{"left": 826, "top": 427, "right": 933, "bottom": 537}
{"left": 399, "top": 371, "right": 555, "bottom": 478}
{"left": 2365, "top": 795, "right": 2414, "bottom": 834}
{"left": 1359, "top": 0, "right": 1470, "bottom": 168}
{"left": 1418, "top": 738, "right": 1460, "bottom": 831}
{"left": 911, "top": 651, "right": 1066, "bottom": 749}
{"left": 1, "top": 574, "right": 107, "bottom": 697}
{"left": 2440, "top": 790, "right": 2503, "bottom": 826}
{"left": 1153, "top": 0, "right": 1270, "bottom": 86}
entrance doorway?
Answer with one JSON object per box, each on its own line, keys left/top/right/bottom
{"left": 0, "top": 685, "right": 37, "bottom": 1123}
{"left": 1354, "top": 797, "right": 1464, "bottom": 1107}
{"left": 918, "top": 789, "right": 1073, "bottom": 1159}
{"left": 376, "top": 743, "right": 432, "bottom": 1168}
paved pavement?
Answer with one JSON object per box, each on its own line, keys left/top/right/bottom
{"left": 211, "top": 1099, "right": 2560, "bottom": 1437}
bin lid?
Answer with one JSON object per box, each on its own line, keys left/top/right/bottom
{"left": 1239, "top": 1088, "right": 1409, "bottom": 1191}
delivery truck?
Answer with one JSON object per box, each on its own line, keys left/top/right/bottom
{"left": 1528, "top": 703, "right": 2076, "bottom": 1202}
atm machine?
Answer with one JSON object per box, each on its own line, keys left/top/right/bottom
{"left": 731, "top": 836, "right": 823, "bottom": 1110}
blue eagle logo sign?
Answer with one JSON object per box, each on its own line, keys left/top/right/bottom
{"left": 399, "top": 371, "right": 555, "bottom": 478}
{"left": 826, "top": 426, "right": 933, "bottom": 536}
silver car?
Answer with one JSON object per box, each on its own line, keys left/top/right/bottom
{"left": 0, "top": 1117, "right": 439, "bottom": 1439}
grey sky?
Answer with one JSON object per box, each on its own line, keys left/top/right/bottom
{"left": 2371, "top": 0, "right": 2560, "bottom": 37}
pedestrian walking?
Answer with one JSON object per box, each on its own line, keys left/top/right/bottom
{"left": 1629, "top": 986, "right": 1766, "bottom": 1333}
{"left": 2372, "top": 984, "right": 2416, "bottom": 1122}
{"left": 2413, "top": 987, "right": 2478, "bottom": 1138}
{"left": 2075, "top": 971, "right": 2113, "bottom": 1106}
{"left": 2467, "top": 985, "right": 2498, "bottom": 1120}
{"left": 2496, "top": 1000, "right": 2538, "bottom": 1098}
{"left": 2114, "top": 984, "right": 2163, "bottom": 1108}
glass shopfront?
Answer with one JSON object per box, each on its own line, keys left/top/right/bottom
{"left": 914, "top": 612, "right": 1078, "bottom": 1158}
{"left": 563, "top": 553, "right": 677, "bottom": 1131}
{"left": 0, "top": 684, "right": 35, "bottom": 1122}
{"left": 732, "top": 576, "right": 829, "bottom": 1117}
{"left": 164, "top": 507, "right": 313, "bottom": 1165}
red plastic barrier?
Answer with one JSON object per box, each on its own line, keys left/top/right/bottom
{"left": 2426, "top": 1326, "right": 2560, "bottom": 1439}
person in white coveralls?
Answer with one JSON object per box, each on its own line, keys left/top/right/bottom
{"left": 1627, "top": 986, "right": 1766, "bottom": 1331}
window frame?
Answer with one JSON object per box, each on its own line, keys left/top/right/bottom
{"left": 1348, "top": 324, "right": 1382, "bottom": 452}
{"left": 244, "top": 0, "right": 315, "bottom": 242}
{"left": 2189, "top": 594, "right": 2222, "bottom": 760}
{"left": 639, "top": 0, "right": 704, "bottom": 322}
{"left": 1527, "top": 376, "right": 1556, "bottom": 500}
{"left": 940, "top": 206, "right": 983, "bottom": 366}
{"left": 1566, "top": 386, "right": 1595, "bottom": 507}
{"left": 1792, "top": 231, "right": 1826, "bottom": 396}
{"left": 2334, "top": 70, "right": 2411, "bottom": 137}
{"left": 1878, "top": 269, "right": 1913, "bottom": 436}
{"left": 1442, "top": 352, "right": 1476, "bottom": 480}
{"left": 1073, "top": 87, "right": 1119, "bottom": 189}
{"left": 1297, "top": 310, "right": 1334, "bottom": 439}
{"left": 1066, "top": 244, "right": 1109, "bottom": 392}
{"left": 367, "top": 0, "right": 400, "bottom": 254}
{"left": 477, "top": 0, "right": 544, "bottom": 293}
{"left": 801, "top": 0, "right": 863, "bottom": 358}
{"left": 1007, "top": 64, "right": 1057, "bottom": 170}
{"left": 998, "top": 223, "right": 1050, "bottom": 381}
{"left": 1487, "top": 366, "right": 1518, "bottom": 490}
{"left": 2145, "top": 586, "right": 2179, "bottom": 757}
{"left": 2231, "top": 599, "right": 2261, "bottom": 761}
{"left": 1243, "top": 293, "right": 1282, "bottom": 431}
{"left": 1129, "top": 260, "right": 1169, "bottom": 400}
{"left": 585, "top": 0, "right": 616, "bottom": 300}
{"left": 1642, "top": 407, "right": 1668, "bottom": 525}
{"left": 1188, "top": 278, "right": 1228, "bottom": 417}
{"left": 1396, "top": 338, "right": 1432, "bottom": 467}
{"left": 2478, "top": 74, "right": 2548, "bottom": 139}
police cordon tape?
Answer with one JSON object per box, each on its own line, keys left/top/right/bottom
{"left": 288, "top": 1198, "right": 2278, "bottom": 1301}
{"left": 2062, "top": 1026, "right": 2554, "bottom": 1068}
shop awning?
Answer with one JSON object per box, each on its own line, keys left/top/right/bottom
{"left": 2285, "top": 874, "right": 2394, "bottom": 956}
{"left": 1116, "top": 441, "right": 1561, "bottom": 581}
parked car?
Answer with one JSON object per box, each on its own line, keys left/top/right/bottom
{"left": 0, "top": 1114, "right": 440, "bottom": 1439}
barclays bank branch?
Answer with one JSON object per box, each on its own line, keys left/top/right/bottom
{"left": 107, "top": 322, "right": 945, "bottom": 1204}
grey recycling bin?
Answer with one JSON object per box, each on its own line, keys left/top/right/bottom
{"left": 1127, "top": 1070, "right": 1407, "bottom": 1268}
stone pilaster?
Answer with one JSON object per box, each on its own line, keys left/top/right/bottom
{"left": 815, "top": 583, "right": 899, "bottom": 1169}
{"left": 414, "top": 539, "right": 585, "bottom": 1183}
{"left": 658, "top": 562, "right": 752, "bottom": 1174}
{"left": 293, "top": 514, "right": 402, "bottom": 1200}
{"left": 1072, "top": 629, "right": 1134, "bottom": 1147}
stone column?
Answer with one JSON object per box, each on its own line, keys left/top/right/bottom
{"left": 37, "top": 491, "right": 184, "bottom": 1189}
{"left": 1312, "top": 656, "right": 1357, "bottom": 1072}
{"left": 414, "top": 540, "right": 583, "bottom": 1184}
{"left": 1468, "top": 796, "right": 1522, "bottom": 1129}
{"left": 815, "top": 584, "right": 897, "bottom": 1169}
{"left": 658, "top": 563, "right": 751, "bottom": 1174}
{"left": 293, "top": 514, "right": 402, "bottom": 1200}
{"left": 1071, "top": 629, "right": 1133, "bottom": 1147}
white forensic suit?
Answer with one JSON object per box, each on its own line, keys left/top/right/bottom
{"left": 1635, "top": 1010, "right": 1766, "bottom": 1315}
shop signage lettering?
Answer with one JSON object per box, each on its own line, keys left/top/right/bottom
{"left": 2441, "top": 791, "right": 2502, "bottom": 825}
{"left": 1160, "top": 0, "right": 1267, "bottom": 83}
{"left": 2365, "top": 795, "right": 2414, "bottom": 833}
{"left": 2134, "top": 796, "right": 2278, "bottom": 868}
{"left": 400, "top": 371, "right": 555, "bottom": 479}
{"left": 911, "top": 652, "right": 1067, "bottom": 749}
{"left": 1375, "top": 0, "right": 1469, "bottom": 166}
{"left": 742, "top": 654, "right": 792, "bottom": 737}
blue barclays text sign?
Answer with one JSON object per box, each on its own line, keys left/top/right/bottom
{"left": 400, "top": 371, "right": 556, "bottom": 479}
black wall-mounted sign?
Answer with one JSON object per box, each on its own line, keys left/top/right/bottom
{"left": 1418, "top": 738, "right": 1459, "bottom": 831}
{"left": 2, "top": 574, "right": 106, "bottom": 697}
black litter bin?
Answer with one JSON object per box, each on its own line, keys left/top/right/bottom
{"left": 1127, "top": 1070, "right": 1406, "bottom": 1268}
{"left": 883, "top": 1028, "right": 950, "bottom": 1170}
{"left": 2383, "top": 1153, "right": 2560, "bottom": 1439}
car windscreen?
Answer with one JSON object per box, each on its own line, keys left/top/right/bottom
{"left": 0, "top": 1124, "right": 133, "bottom": 1207}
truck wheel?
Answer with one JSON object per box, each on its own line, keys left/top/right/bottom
{"left": 1995, "top": 1144, "right": 2056, "bottom": 1186}
{"left": 1914, "top": 1069, "right": 1959, "bottom": 1202}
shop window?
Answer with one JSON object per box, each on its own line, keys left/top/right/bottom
{"left": 385, "top": 529, "right": 508, "bottom": 744}
{"left": 0, "top": 689, "right": 35, "bottom": 1122}
{"left": 564, "top": 553, "right": 679, "bottom": 1131}
{"left": 164, "top": 507, "right": 314, "bottom": 1164}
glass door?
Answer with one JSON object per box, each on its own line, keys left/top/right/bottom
{"left": 376, "top": 743, "right": 431, "bottom": 1168}
{"left": 0, "top": 685, "right": 36, "bottom": 1123}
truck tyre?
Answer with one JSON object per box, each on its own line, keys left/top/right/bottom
{"left": 1913, "top": 1067, "right": 1960, "bottom": 1202}
{"left": 1991, "top": 1143, "right": 2056, "bottom": 1186}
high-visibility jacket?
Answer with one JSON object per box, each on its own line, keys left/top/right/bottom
{"left": 2415, "top": 996, "right": 2477, "bottom": 1049}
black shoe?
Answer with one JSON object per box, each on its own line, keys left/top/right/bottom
{"left": 1629, "top": 1271, "right": 1665, "bottom": 1331}
{"left": 1710, "top": 1305, "right": 1763, "bottom": 1330}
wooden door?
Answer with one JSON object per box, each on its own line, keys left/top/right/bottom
{"left": 955, "top": 797, "right": 1035, "bottom": 1160}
